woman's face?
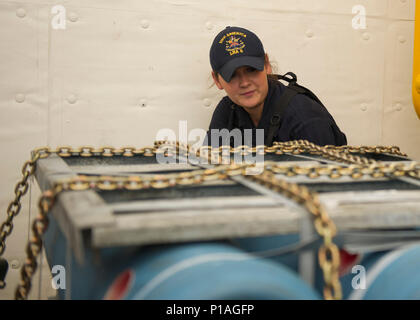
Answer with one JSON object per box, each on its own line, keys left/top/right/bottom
{"left": 212, "top": 60, "right": 272, "bottom": 111}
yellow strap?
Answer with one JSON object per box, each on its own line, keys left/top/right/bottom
{"left": 413, "top": 0, "right": 420, "bottom": 119}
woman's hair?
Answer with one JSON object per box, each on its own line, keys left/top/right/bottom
{"left": 210, "top": 53, "right": 277, "bottom": 87}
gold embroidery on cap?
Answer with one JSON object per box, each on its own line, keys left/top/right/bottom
{"left": 219, "top": 32, "right": 247, "bottom": 56}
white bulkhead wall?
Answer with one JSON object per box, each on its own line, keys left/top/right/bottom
{"left": 0, "top": 0, "right": 418, "bottom": 299}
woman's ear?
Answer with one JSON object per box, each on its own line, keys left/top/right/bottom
{"left": 212, "top": 71, "right": 224, "bottom": 90}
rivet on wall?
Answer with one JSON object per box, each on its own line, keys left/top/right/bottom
{"left": 141, "top": 20, "right": 150, "bottom": 29}
{"left": 67, "top": 94, "right": 77, "bottom": 104}
{"left": 398, "top": 36, "right": 406, "bottom": 44}
{"left": 305, "top": 30, "right": 314, "bottom": 38}
{"left": 10, "top": 260, "right": 20, "bottom": 269}
{"left": 68, "top": 12, "right": 78, "bottom": 22}
{"left": 203, "top": 98, "right": 211, "bottom": 108}
{"left": 206, "top": 21, "right": 214, "bottom": 30}
{"left": 360, "top": 103, "right": 368, "bottom": 111}
{"left": 395, "top": 103, "right": 403, "bottom": 111}
{"left": 16, "top": 8, "right": 26, "bottom": 18}
{"left": 362, "top": 32, "right": 370, "bottom": 41}
{"left": 140, "top": 99, "right": 147, "bottom": 108}
{"left": 15, "top": 93, "right": 25, "bottom": 103}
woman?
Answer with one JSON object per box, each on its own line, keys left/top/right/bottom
{"left": 205, "top": 26, "right": 347, "bottom": 147}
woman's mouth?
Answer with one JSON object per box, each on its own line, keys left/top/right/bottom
{"left": 241, "top": 90, "right": 255, "bottom": 97}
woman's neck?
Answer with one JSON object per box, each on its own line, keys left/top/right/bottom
{"left": 243, "top": 102, "right": 264, "bottom": 127}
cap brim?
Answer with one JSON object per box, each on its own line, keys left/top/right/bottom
{"left": 219, "top": 56, "right": 265, "bottom": 82}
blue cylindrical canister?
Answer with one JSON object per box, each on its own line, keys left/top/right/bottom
{"left": 344, "top": 244, "right": 420, "bottom": 300}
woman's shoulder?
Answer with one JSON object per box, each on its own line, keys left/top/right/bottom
{"left": 210, "top": 96, "right": 235, "bottom": 119}
{"left": 280, "top": 86, "right": 332, "bottom": 120}
{"left": 208, "top": 96, "right": 235, "bottom": 130}
{"left": 214, "top": 95, "right": 234, "bottom": 112}
{"left": 269, "top": 79, "right": 325, "bottom": 112}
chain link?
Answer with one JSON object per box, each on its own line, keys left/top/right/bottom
{"left": 3, "top": 141, "right": 418, "bottom": 300}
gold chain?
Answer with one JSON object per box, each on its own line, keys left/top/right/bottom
{"left": 0, "top": 149, "right": 45, "bottom": 257}
{"left": 156, "top": 140, "right": 408, "bottom": 166}
{"left": 16, "top": 166, "right": 341, "bottom": 299}
{"left": 2, "top": 141, "right": 418, "bottom": 300}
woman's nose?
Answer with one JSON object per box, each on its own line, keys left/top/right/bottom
{"left": 238, "top": 72, "right": 251, "bottom": 87}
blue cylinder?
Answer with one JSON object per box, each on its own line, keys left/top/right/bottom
{"left": 344, "top": 244, "right": 420, "bottom": 300}
{"left": 121, "top": 242, "right": 321, "bottom": 300}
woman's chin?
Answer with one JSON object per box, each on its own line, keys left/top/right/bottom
{"left": 240, "top": 101, "right": 261, "bottom": 110}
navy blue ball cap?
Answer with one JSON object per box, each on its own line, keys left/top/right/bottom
{"left": 210, "top": 26, "right": 265, "bottom": 82}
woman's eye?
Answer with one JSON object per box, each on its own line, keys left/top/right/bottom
{"left": 247, "top": 67, "right": 257, "bottom": 72}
